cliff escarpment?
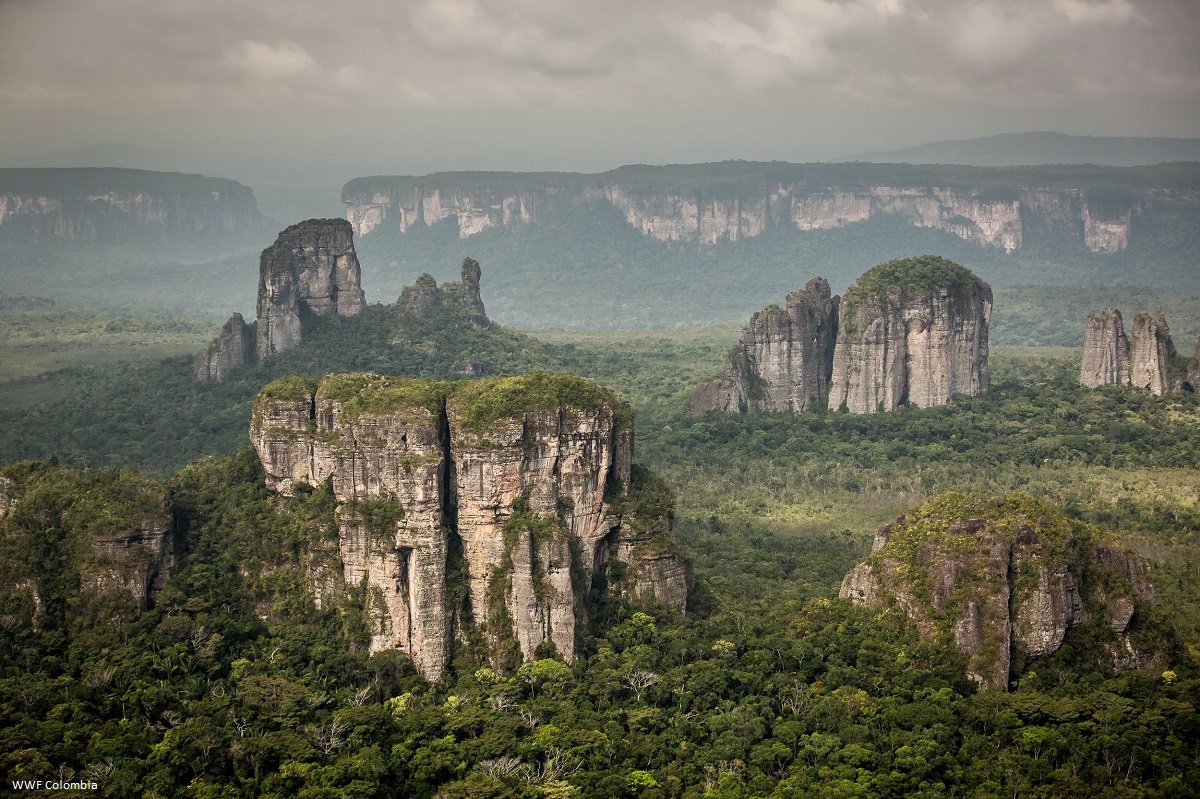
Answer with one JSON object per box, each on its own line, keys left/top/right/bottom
{"left": 1080, "top": 308, "right": 1197, "bottom": 394}
{"left": 250, "top": 372, "right": 687, "bottom": 680}
{"left": 0, "top": 168, "right": 261, "bottom": 243}
{"left": 840, "top": 494, "right": 1165, "bottom": 690}
{"left": 343, "top": 162, "right": 1200, "bottom": 254}
{"left": 0, "top": 464, "right": 173, "bottom": 632}
{"left": 256, "top": 219, "right": 366, "bottom": 359}
{"left": 828, "top": 258, "right": 992, "bottom": 413}
{"left": 693, "top": 257, "right": 991, "bottom": 416}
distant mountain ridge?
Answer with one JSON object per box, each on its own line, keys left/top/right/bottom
{"left": 846, "top": 132, "right": 1200, "bottom": 167}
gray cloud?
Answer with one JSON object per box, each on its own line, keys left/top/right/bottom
{"left": 0, "top": 0, "right": 1196, "bottom": 174}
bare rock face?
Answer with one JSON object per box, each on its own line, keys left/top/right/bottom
{"left": 397, "top": 258, "right": 490, "bottom": 328}
{"left": 255, "top": 219, "right": 366, "bottom": 359}
{"left": 691, "top": 278, "right": 839, "bottom": 414}
{"left": 1080, "top": 308, "right": 1195, "bottom": 395}
{"left": 194, "top": 312, "right": 254, "bottom": 382}
{"left": 1129, "top": 311, "right": 1174, "bottom": 395}
{"left": 828, "top": 257, "right": 991, "bottom": 414}
{"left": 1080, "top": 309, "right": 1131, "bottom": 388}
{"left": 251, "top": 372, "right": 684, "bottom": 680}
{"left": 840, "top": 495, "right": 1160, "bottom": 690}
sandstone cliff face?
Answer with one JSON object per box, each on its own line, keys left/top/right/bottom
{"left": 827, "top": 258, "right": 991, "bottom": 414}
{"left": 840, "top": 495, "right": 1160, "bottom": 690}
{"left": 1080, "top": 309, "right": 1131, "bottom": 388}
{"left": 1129, "top": 312, "right": 1174, "bottom": 395}
{"left": 251, "top": 372, "right": 684, "bottom": 680}
{"left": 1079, "top": 308, "right": 1196, "bottom": 395}
{"left": 0, "top": 168, "right": 261, "bottom": 243}
{"left": 694, "top": 258, "right": 990, "bottom": 417}
{"left": 256, "top": 219, "right": 366, "bottom": 359}
{"left": 343, "top": 166, "right": 1199, "bottom": 253}
{"left": 194, "top": 312, "right": 254, "bottom": 382}
{"left": 691, "top": 278, "right": 839, "bottom": 414}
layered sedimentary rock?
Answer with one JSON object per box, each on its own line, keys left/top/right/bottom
{"left": 251, "top": 372, "right": 685, "bottom": 680}
{"left": 840, "top": 495, "right": 1160, "bottom": 690}
{"left": 193, "top": 312, "right": 254, "bottom": 382}
{"left": 690, "top": 278, "right": 839, "bottom": 414}
{"left": 398, "top": 258, "right": 490, "bottom": 327}
{"left": 0, "top": 168, "right": 261, "bottom": 243}
{"left": 343, "top": 164, "right": 1200, "bottom": 253}
{"left": 828, "top": 257, "right": 991, "bottom": 413}
{"left": 1079, "top": 308, "right": 1197, "bottom": 394}
{"left": 694, "top": 258, "right": 991, "bottom": 416}
{"left": 1080, "top": 309, "right": 1131, "bottom": 388}
{"left": 1129, "top": 312, "right": 1174, "bottom": 395}
{"left": 255, "top": 219, "right": 366, "bottom": 359}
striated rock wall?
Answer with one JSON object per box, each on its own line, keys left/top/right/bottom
{"left": 251, "top": 372, "right": 685, "bottom": 680}
{"left": 0, "top": 168, "right": 261, "bottom": 243}
{"left": 1080, "top": 309, "right": 1131, "bottom": 388}
{"left": 827, "top": 257, "right": 991, "bottom": 414}
{"left": 840, "top": 495, "right": 1160, "bottom": 690}
{"left": 1129, "top": 311, "right": 1174, "bottom": 395}
{"left": 1079, "top": 308, "right": 1197, "bottom": 394}
{"left": 344, "top": 166, "right": 1200, "bottom": 253}
{"left": 694, "top": 258, "right": 990, "bottom": 417}
{"left": 255, "top": 219, "right": 366, "bottom": 359}
{"left": 690, "top": 277, "right": 839, "bottom": 414}
{"left": 194, "top": 312, "right": 254, "bottom": 382}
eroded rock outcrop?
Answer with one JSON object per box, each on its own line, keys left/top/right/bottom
{"left": 691, "top": 278, "right": 839, "bottom": 414}
{"left": 251, "top": 372, "right": 685, "bottom": 680}
{"left": 840, "top": 494, "right": 1163, "bottom": 690}
{"left": 828, "top": 257, "right": 991, "bottom": 413}
{"left": 0, "top": 465, "right": 173, "bottom": 631}
{"left": 1080, "top": 309, "right": 1131, "bottom": 388}
{"left": 193, "top": 312, "right": 254, "bottom": 382}
{"left": 694, "top": 258, "right": 990, "bottom": 416}
{"left": 397, "top": 258, "right": 489, "bottom": 328}
{"left": 256, "top": 219, "right": 366, "bottom": 359}
{"left": 0, "top": 168, "right": 261, "bottom": 243}
{"left": 1079, "top": 308, "right": 1196, "bottom": 394}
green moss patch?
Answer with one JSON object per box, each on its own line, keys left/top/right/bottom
{"left": 842, "top": 255, "right": 981, "bottom": 316}
{"left": 447, "top": 371, "right": 630, "bottom": 433}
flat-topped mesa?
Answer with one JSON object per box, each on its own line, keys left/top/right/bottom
{"left": 255, "top": 219, "right": 366, "bottom": 359}
{"left": 250, "top": 372, "right": 684, "bottom": 680}
{"left": 828, "top": 257, "right": 991, "bottom": 414}
{"left": 690, "top": 278, "right": 839, "bottom": 414}
{"left": 1078, "top": 308, "right": 1196, "bottom": 394}
{"left": 397, "top": 257, "right": 490, "bottom": 327}
{"left": 840, "top": 494, "right": 1163, "bottom": 690}
{"left": 193, "top": 312, "right": 255, "bottom": 382}
{"left": 1080, "top": 309, "right": 1131, "bottom": 388}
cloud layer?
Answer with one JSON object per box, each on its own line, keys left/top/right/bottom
{"left": 0, "top": 0, "right": 1196, "bottom": 171}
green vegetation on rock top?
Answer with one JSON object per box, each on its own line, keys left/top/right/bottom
{"left": 448, "top": 371, "right": 629, "bottom": 433}
{"left": 257, "top": 376, "right": 318, "bottom": 403}
{"left": 843, "top": 255, "right": 981, "bottom": 312}
{"left": 316, "top": 373, "right": 450, "bottom": 419}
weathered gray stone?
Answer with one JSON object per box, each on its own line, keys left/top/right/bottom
{"left": 194, "top": 312, "right": 253, "bottom": 382}
{"left": 256, "top": 219, "right": 365, "bottom": 359}
{"left": 1080, "top": 309, "right": 1130, "bottom": 388}
{"left": 691, "top": 277, "right": 839, "bottom": 414}
{"left": 1129, "top": 311, "right": 1174, "bottom": 395}
{"left": 828, "top": 260, "right": 991, "bottom": 414}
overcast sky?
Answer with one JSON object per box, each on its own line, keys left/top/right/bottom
{"left": 1, "top": 0, "right": 1198, "bottom": 180}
